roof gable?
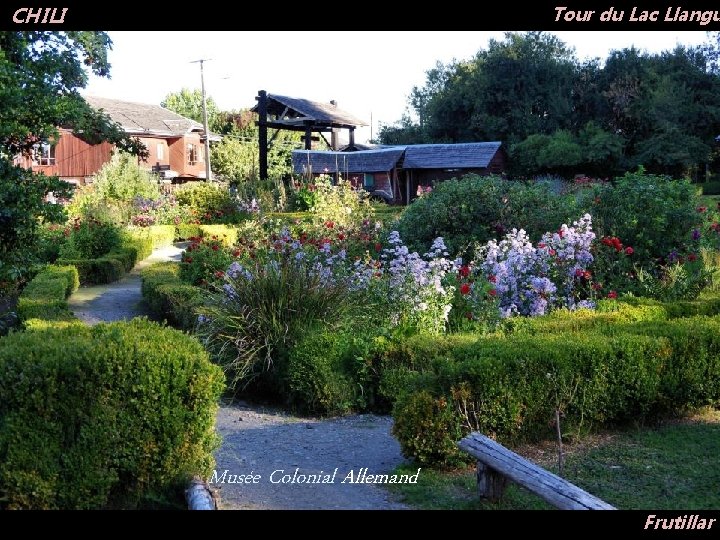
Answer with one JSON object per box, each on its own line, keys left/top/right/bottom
{"left": 255, "top": 94, "right": 367, "bottom": 128}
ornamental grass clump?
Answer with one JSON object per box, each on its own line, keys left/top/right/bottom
{"left": 196, "top": 228, "right": 358, "bottom": 393}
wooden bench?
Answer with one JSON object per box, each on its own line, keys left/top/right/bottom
{"left": 457, "top": 432, "right": 616, "bottom": 510}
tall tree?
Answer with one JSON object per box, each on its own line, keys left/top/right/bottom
{"left": 0, "top": 31, "right": 142, "bottom": 283}
{"left": 161, "top": 88, "right": 221, "bottom": 132}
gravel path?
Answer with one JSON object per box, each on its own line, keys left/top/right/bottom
{"left": 66, "top": 245, "right": 409, "bottom": 510}
{"left": 67, "top": 244, "right": 185, "bottom": 325}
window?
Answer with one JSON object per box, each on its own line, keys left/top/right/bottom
{"left": 198, "top": 144, "right": 205, "bottom": 163}
{"left": 187, "top": 143, "right": 198, "bottom": 165}
{"left": 32, "top": 143, "right": 56, "bottom": 166}
{"left": 157, "top": 143, "right": 164, "bottom": 160}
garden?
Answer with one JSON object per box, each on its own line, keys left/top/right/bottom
{"left": 3, "top": 150, "right": 720, "bottom": 509}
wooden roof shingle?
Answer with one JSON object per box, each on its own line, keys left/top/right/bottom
{"left": 256, "top": 94, "right": 367, "bottom": 128}
{"left": 402, "top": 142, "right": 502, "bottom": 169}
{"left": 84, "top": 96, "right": 206, "bottom": 137}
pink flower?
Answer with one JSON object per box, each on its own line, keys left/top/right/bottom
{"left": 625, "top": 246, "right": 634, "bottom": 255}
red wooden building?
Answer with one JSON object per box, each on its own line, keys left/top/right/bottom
{"left": 15, "top": 96, "right": 219, "bottom": 185}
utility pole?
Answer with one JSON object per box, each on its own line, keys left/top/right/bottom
{"left": 191, "top": 58, "right": 212, "bottom": 182}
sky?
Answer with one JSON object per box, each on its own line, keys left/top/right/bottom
{"left": 83, "top": 31, "right": 712, "bottom": 144}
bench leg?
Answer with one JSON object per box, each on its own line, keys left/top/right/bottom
{"left": 476, "top": 461, "right": 508, "bottom": 503}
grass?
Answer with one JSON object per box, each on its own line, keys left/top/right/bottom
{"left": 390, "top": 408, "right": 720, "bottom": 510}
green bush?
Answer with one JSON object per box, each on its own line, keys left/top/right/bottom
{"left": 35, "top": 224, "right": 67, "bottom": 264}
{"left": 141, "top": 262, "right": 204, "bottom": 331}
{"left": 127, "top": 225, "right": 175, "bottom": 249}
{"left": 308, "top": 175, "right": 374, "bottom": 232}
{"left": 395, "top": 175, "right": 578, "bottom": 257}
{"left": 175, "top": 182, "right": 234, "bottom": 220}
{"left": 179, "top": 236, "right": 234, "bottom": 287}
{"left": 0, "top": 318, "right": 223, "bottom": 509}
{"left": 700, "top": 180, "right": 720, "bottom": 196}
{"left": 586, "top": 170, "right": 701, "bottom": 268}
{"left": 175, "top": 223, "right": 202, "bottom": 241}
{"left": 59, "top": 218, "right": 122, "bottom": 260}
{"left": 199, "top": 224, "right": 239, "bottom": 247}
{"left": 390, "top": 314, "right": 720, "bottom": 466}
{"left": 17, "top": 265, "right": 79, "bottom": 327}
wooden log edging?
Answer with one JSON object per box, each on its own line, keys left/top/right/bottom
{"left": 458, "top": 433, "right": 616, "bottom": 510}
{"left": 186, "top": 476, "right": 217, "bottom": 510}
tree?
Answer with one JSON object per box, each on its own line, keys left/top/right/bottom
{"left": 161, "top": 88, "right": 222, "bottom": 133}
{"left": 0, "top": 31, "right": 142, "bottom": 284}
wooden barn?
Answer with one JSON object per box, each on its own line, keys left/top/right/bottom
{"left": 292, "top": 141, "right": 506, "bottom": 204}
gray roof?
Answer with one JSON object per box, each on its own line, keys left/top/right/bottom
{"left": 84, "top": 96, "right": 207, "bottom": 138}
{"left": 258, "top": 94, "right": 367, "bottom": 127}
{"left": 293, "top": 148, "right": 405, "bottom": 174}
{"left": 402, "top": 142, "right": 502, "bottom": 169}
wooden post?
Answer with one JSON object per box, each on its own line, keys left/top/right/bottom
{"left": 348, "top": 127, "right": 355, "bottom": 149}
{"left": 305, "top": 124, "right": 312, "bottom": 150}
{"left": 330, "top": 100, "right": 339, "bottom": 150}
{"left": 477, "top": 462, "right": 508, "bottom": 503}
{"left": 257, "top": 90, "right": 268, "bottom": 180}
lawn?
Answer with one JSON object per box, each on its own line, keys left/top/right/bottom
{"left": 390, "top": 408, "right": 720, "bottom": 510}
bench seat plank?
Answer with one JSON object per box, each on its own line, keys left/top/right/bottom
{"left": 458, "top": 433, "right": 615, "bottom": 510}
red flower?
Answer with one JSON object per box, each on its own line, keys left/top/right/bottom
{"left": 625, "top": 246, "right": 634, "bottom": 255}
{"left": 697, "top": 206, "right": 708, "bottom": 213}
{"left": 548, "top": 249, "right": 556, "bottom": 256}
{"left": 538, "top": 243, "right": 546, "bottom": 249}
{"left": 488, "top": 289, "right": 497, "bottom": 296}
{"left": 488, "top": 275, "right": 497, "bottom": 283}
{"left": 558, "top": 228, "right": 564, "bottom": 238}
{"left": 575, "top": 268, "right": 584, "bottom": 277}
{"left": 338, "top": 233, "right": 346, "bottom": 241}
{"left": 325, "top": 221, "right": 334, "bottom": 229}
{"left": 185, "top": 257, "right": 193, "bottom": 263}
{"left": 592, "top": 282, "right": 603, "bottom": 291}
{"left": 374, "top": 243, "right": 382, "bottom": 252}
{"left": 458, "top": 265, "right": 470, "bottom": 278}
{"left": 460, "top": 283, "right": 471, "bottom": 295}
{"left": 232, "top": 249, "right": 241, "bottom": 257}
{"left": 607, "top": 291, "right": 618, "bottom": 299}
{"left": 214, "top": 271, "right": 225, "bottom": 278}
{"left": 688, "top": 253, "right": 698, "bottom": 262}
{"left": 583, "top": 270, "right": 592, "bottom": 280}
{"left": 212, "top": 245, "right": 219, "bottom": 251}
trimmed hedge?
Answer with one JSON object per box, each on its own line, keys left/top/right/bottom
{"left": 127, "top": 225, "right": 175, "bottom": 249}
{"left": 390, "top": 301, "right": 720, "bottom": 466}
{"left": 199, "top": 225, "right": 238, "bottom": 247}
{"left": 56, "top": 233, "right": 153, "bottom": 285}
{"left": 0, "top": 318, "right": 224, "bottom": 509}
{"left": 141, "top": 262, "right": 204, "bottom": 331}
{"left": 17, "top": 265, "right": 80, "bottom": 329}
{"left": 175, "top": 223, "right": 202, "bottom": 241}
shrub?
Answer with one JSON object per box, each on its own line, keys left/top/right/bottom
{"left": 396, "top": 175, "right": 578, "bottom": 257}
{"left": 199, "top": 225, "right": 238, "bottom": 247}
{"left": 179, "top": 236, "right": 234, "bottom": 287}
{"left": 141, "top": 262, "right": 204, "bottom": 331}
{"left": 175, "top": 182, "right": 234, "bottom": 221}
{"left": 17, "top": 265, "right": 79, "bottom": 327}
{"left": 176, "top": 223, "right": 203, "bottom": 241}
{"left": 586, "top": 169, "right": 701, "bottom": 269}
{"left": 35, "top": 224, "right": 67, "bottom": 264}
{"left": 59, "top": 218, "right": 122, "bottom": 260}
{"left": 196, "top": 243, "right": 358, "bottom": 395}
{"left": 388, "top": 301, "right": 720, "bottom": 465}
{"left": 284, "top": 326, "right": 362, "bottom": 415}
{"left": 0, "top": 319, "right": 224, "bottom": 509}
{"left": 308, "top": 175, "right": 374, "bottom": 232}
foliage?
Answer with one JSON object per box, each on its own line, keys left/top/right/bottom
{"left": 0, "top": 319, "right": 224, "bottom": 509}
{"left": 306, "top": 175, "right": 374, "bottom": 232}
{"left": 380, "top": 32, "right": 720, "bottom": 177}
{"left": 395, "top": 175, "right": 578, "bottom": 257}
{"left": 175, "top": 182, "right": 238, "bottom": 222}
{"left": 141, "top": 262, "right": 204, "bottom": 331}
{"left": 586, "top": 170, "right": 702, "bottom": 268}
{"left": 59, "top": 218, "right": 122, "bottom": 260}
{"left": 17, "top": 265, "right": 79, "bottom": 327}
{"left": 0, "top": 163, "right": 74, "bottom": 283}
{"left": 161, "top": 88, "right": 221, "bottom": 132}
{"left": 196, "top": 230, "right": 359, "bottom": 394}
{"left": 179, "top": 236, "right": 235, "bottom": 287}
